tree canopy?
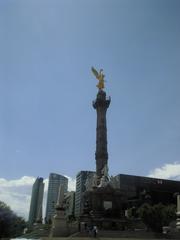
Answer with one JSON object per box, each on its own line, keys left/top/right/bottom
{"left": 138, "top": 203, "right": 176, "bottom": 232}
{"left": 0, "top": 200, "right": 26, "bottom": 238}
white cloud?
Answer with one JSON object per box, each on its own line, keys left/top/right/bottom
{"left": 0, "top": 189, "right": 31, "bottom": 219}
{"left": 65, "top": 175, "right": 76, "bottom": 191}
{"left": 0, "top": 176, "right": 36, "bottom": 187}
{"left": 0, "top": 176, "right": 35, "bottom": 220}
{"left": 0, "top": 175, "right": 76, "bottom": 221}
{"left": 148, "top": 162, "right": 180, "bottom": 180}
{"left": 42, "top": 179, "right": 48, "bottom": 220}
{"left": 44, "top": 178, "right": 49, "bottom": 192}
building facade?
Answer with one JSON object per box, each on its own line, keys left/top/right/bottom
{"left": 28, "top": 177, "right": 44, "bottom": 225}
{"left": 112, "top": 174, "right": 180, "bottom": 206}
{"left": 75, "top": 170, "right": 95, "bottom": 217}
{"left": 45, "top": 173, "right": 68, "bottom": 222}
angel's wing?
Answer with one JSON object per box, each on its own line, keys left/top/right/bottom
{"left": 91, "top": 67, "right": 99, "bottom": 78}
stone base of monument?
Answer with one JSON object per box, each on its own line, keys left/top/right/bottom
{"left": 50, "top": 208, "right": 69, "bottom": 237}
{"left": 80, "top": 184, "right": 127, "bottom": 230}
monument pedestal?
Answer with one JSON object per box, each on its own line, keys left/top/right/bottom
{"left": 50, "top": 207, "right": 69, "bottom": 237}
{"left": 81, "top": 184, "right": 127, "bottom": 230}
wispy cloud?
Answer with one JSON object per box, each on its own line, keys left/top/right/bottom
{"left": 65, "top": 175, "right": 76, "bottom": 191}
{"left": 148, "top": 162, "right": 180, "bottom": 180}
{"left": 0, "top": 176, "right": 36, "bottom": 187}
{"left": 0, "top": 175, "right": 76, "bottom": 220}
{"left": 0, "top": 176, "right": 35, "bottom": 219}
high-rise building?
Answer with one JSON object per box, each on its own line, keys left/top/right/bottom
{"left": 45, "top": 173, "right": 68, "bottom": 222}
{"left": 75, "top": 170, "right": 95, "bottom": 217}
{"left": 28, "top": 177, "right": 44, "bottom": 225}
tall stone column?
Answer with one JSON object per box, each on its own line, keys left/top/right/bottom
{"left": 93, "top": 89, "right": 111, "bottom": 184}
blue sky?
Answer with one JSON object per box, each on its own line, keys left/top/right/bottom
{"left": 1, "top": 0, "right": 180, "bottom": 182}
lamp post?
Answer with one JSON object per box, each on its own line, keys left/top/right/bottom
{"left": 176, "top": 194, "right": 180, "bottom": 230}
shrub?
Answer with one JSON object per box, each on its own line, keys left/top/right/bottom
{"left": 137, "top": 203, "right": 176, "bottom": 232}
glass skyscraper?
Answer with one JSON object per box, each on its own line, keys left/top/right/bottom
{"left": 45, "top": 173, "right": 68, "bottom": 222}
{"left": 75, "top": 171, "right": 95, "bottom": 217}
{"left": 28, "top": 177, "right": 44, "bottom": 225}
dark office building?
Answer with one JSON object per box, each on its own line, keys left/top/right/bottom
{"left": 113, "top": 174, "right": 180, "bottom": 207}
{"left": 28, "top": 177, "right": 44, "bottom": 225}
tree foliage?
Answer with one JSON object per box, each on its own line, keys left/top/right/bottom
{"left": 137, "top": 203, "right": 176, "bottom": 232}
{"left": 0, "top": 200, "right": 26, "bottom": 238}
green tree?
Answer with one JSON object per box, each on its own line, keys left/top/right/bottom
{"left": 0, "top": 200, "right": 26, "bottom": 237}
{"left": 137, "top": 203, "right": 176, "bottom": 232}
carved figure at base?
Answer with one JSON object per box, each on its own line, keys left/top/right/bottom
{"left": 92, "top": 173, "right": 98, "bottom": 188}
{"left": 85, "top": 173, "right": 98, "bottom": 191}
{"left": 98, "top": 175, "right": 108, "bottom": 188}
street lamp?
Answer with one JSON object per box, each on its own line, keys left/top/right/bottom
{"left": 176, "top": 194, "right": 180, "bottom": 230}
{"left": 174, "top": 192, "right": 180, "bottom": 230}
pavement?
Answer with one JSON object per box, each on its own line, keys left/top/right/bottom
{"left": 42, "top": 238, "right": 170, "bottom": 240}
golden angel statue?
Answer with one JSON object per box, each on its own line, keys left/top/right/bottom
{"left": 91, "top": 66, "right": 105, "bottom": 90}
